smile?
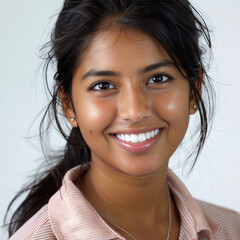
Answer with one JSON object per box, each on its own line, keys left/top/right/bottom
{"left": 115, "top": 129, "right": 160, "bottom": 143}
{"left": 111, "top": 128, "right": 163, "bottom": 153}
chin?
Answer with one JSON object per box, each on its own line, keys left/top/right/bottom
{"left": 116, "top": 157, "right": 168, "bottom": 177}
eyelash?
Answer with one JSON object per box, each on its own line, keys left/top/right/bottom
{"left": 147, "top": 73, "right": 172, "bottom": 85}
{"left": 88, "top": 73, "right": 172, "bottom": 91}
{"left": 89, "top": 81, "right": 116, "bottom": 91}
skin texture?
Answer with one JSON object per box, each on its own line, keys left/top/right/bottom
{"left": 61, "top": 27, "right": 198, "bottom": 240}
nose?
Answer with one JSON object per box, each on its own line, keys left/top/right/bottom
{"left": 119, "top": 84, "right": 152, "bottom": 122}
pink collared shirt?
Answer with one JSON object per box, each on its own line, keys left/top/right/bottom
{"left": 10, "top": 163, "right": 240, "bottom": 239}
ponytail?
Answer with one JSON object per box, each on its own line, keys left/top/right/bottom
{"left": 4, "top": 127, "right": 90, "bottom": 237}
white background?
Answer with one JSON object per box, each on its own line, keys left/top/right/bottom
{"left": 1, "top": 0, "right": 240, "bottom": 238}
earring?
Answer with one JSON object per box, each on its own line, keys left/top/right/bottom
{"left": 70, "top": 117, "right": 75, "bottom": 122}
{"left": 193, "top": 104, "right": 198, "bottom": 110}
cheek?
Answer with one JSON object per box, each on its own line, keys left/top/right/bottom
{"left": 153, "top": 89, "right": 190, "bottom": 133}
{"left": 152, "top": 89, "right": 190, "bottom": 157}
{"left": 75, "top": 97, "right": 116, "bottom": 137}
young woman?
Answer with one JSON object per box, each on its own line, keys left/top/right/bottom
{"left": 5, "top": 0, "right": 240, "bottom": 239}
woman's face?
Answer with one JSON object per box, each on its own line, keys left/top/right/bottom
{"left": 70, "top": 28, "right": 195, "bottom": 176}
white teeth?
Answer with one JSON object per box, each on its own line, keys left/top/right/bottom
{"left": 155, "top": 129, "right": 159, "bottom": 135}
{"left": 138, "top": 133, "right": 146, "bottom": 142}
{"left": 121, "top": 134, "right": 125, "bottom": 141}
{"left": 146, "top": 132, "right": 151, "bottom": 139}
{"left": 130, "top": 134, "right": 138, "bottom": 143}
{"left": 115, "top": 129, "right": 160, "bottom": 143}
{"left": 125, "top": 134, "right": 131, "bottom": 142}
{"left": 150, "top": 130, "right": 154, "bottom": 138}
{"left": 117, "top": 134, "right": 122, "bottom": 140}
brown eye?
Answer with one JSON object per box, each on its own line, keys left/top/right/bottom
{"left": 91, "top": 81, "right": 115, "bottom": 91}
{"left": 147, "top": 74, "right": 171, "bottom": 84}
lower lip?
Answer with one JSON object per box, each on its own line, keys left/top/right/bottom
{"left": 111, "top": 129, "right": 163, "bottom": 153}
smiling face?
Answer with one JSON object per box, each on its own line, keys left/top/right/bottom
{"left": 66, "top": 28, "right": 196, "bottom": 176}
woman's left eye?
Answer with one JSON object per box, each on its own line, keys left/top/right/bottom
{"left": 147, "top": 73, "right": 172, "bottom": 84}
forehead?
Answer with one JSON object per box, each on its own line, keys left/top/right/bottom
{"left": 77, "top": 27, "right": 172, "bottom": 72}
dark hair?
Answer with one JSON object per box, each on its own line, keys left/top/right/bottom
{"left": 4, "top": 0, "right": 214, "bottom": 237}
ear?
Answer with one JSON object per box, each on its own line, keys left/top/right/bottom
{"left": 59, "top": 87, "right": 78, "bottom": 128}
{"left": 189, "top": 70, "right": 203, "bottom": 115}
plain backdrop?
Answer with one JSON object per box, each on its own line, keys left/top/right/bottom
{"left": 1, "top": 0, "right": 240, "bottom": 238}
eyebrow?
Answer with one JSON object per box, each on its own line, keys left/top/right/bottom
{"left": 81, "top": 60, "right": 175, "bottom": 80}
{"left": 140, "top": 60, "right": 175, "bottom": 74}
{"left": 81, "top": 70, "right": 120, "bottom": 80}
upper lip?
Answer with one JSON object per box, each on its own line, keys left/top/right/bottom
{"left": 110, "top": 127, "right": 162, "bottom": 135}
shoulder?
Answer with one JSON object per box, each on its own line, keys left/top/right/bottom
{"left": 197, "top": 200, "right": 240, "bottom": 238}
{"left": 10, "top": 204, "right": 56, "bottom": 240}
{"left": 198, "top": 200, "right": 240, "bottom": 224}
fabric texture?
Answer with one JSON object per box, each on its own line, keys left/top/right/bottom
{"left": 10, "top": 163, "right": 240, "bottom": 240}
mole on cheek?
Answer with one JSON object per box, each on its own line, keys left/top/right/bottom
{"left": 89, "top": 130, "right": 93, "bottom": 134}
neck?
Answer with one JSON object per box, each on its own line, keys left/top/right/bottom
{"left": 78, "top": 159, "right": 171, "bottom": 231}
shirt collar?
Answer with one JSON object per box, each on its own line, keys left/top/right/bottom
{"left": 48, "top": 163, "right": 218, "bottom": 240}
{"left": 167, "top": 170, "right": 219, "bottom": 239}
{"left": 48, "top": 163, "right": 123, "bottom": 240}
